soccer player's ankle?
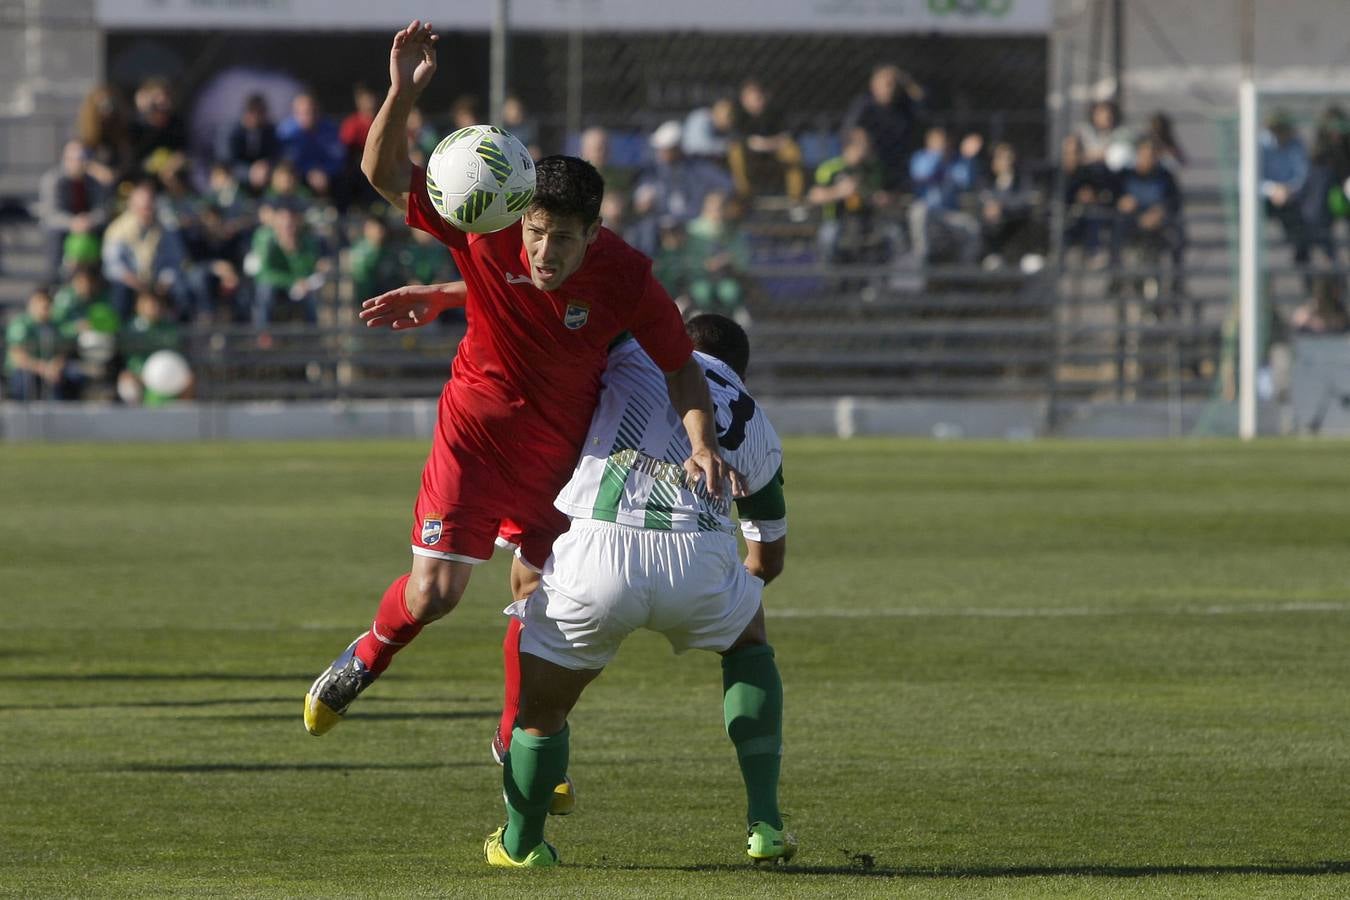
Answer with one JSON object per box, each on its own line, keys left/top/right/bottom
{"left": 354, "top": 574, "right": 423, "bottom": 676}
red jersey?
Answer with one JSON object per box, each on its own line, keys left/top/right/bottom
{"left": 404, "top": 165, "right": 693, "bottom": 462}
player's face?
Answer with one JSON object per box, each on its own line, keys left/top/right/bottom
{"left": 521, "top": 210, "right": 601, "bottom": 292}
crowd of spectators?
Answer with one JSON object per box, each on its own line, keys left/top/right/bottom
{"left": 20, "top": 63, "right": 1346, "bottom": 402}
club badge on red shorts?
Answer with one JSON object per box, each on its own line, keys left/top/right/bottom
{"left": 421, "top": 515, "right": 444, "bottom": 545}
{"left": 563, "top": 301, "right": 590, "bottom": 330}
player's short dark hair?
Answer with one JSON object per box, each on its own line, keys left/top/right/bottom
{"left": 530, "top": 155, "right": 604, "bottom": 226}
{"left": 686, "top": 313, "right": 749, "bottom": 379}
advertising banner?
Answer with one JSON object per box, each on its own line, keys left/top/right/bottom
{"left": 96, "top": 0, "right": 1052, "bottom": 34}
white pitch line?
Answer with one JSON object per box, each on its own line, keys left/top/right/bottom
{"left": 764, "top": 602, "right": 1350, "bottom": 620}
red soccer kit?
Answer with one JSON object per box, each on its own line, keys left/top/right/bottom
{"left": 403, "top": 165, "right": 693, "bottom": 568}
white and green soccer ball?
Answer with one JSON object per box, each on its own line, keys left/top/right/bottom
{"left": 425, "top": 124, "right": 535, "bottom": 234}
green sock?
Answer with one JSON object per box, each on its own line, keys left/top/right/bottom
{"left": 503, "top": 725, "right": 569, "bottom": 860}
{"left": 722, "top": 644, "right": 783, "bottom": 829}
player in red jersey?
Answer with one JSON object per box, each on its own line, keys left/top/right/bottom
{"left": 303, "top": 20, "right": 741, "bottom": 736}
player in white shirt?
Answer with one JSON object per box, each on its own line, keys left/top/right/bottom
{"left": 486, "top": 314, "right": 794, "bottom": 869}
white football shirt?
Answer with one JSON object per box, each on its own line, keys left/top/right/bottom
{"left": 554, "top": 339, "right": 786, "bottom": 540}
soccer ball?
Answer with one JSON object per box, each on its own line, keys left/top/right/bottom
{"left": 141, "top": 350, "right": 192, "bottom": 398}
{"left": 425, "top": 125, "right": 535, "bottom": 234}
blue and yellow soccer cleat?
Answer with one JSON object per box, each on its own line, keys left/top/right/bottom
{"left": 484, "top": 825, "right": 560, "bottom": 868}
{"left": 746, "top": 821, "right": 797, "bottom": 865}
{"left": 303, "top": 636, "right": 374, "bottom": 736}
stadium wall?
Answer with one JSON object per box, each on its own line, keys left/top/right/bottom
{"left": 0, "top": 397, "right": 1289, "bottom": 442}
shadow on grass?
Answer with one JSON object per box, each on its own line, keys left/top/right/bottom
{"left": 199, "top": 709, "right": 496, "bottom": 723}
{"left": 583, "top": 860, "right": 1350, "bottom": 879}
{"left": 5, "top": 672, "right": 454, "bottom": 683}
{"left": 114, "top": 761, "right": 477, "bottom": 774}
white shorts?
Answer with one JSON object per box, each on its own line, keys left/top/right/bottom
{"left": 512, "top": 519, "right": 763, "bottom": 671}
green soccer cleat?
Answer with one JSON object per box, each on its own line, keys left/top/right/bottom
{"left": 484, "top": 825, "right": 560, "bottom": 868}
{"left": 303, "top": 635, "right": 373, "bottom": 736}
{"left": 746, "top": 821, "right": 797, "bottom": 865}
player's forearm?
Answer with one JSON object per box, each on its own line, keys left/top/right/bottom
{"left": 666, "top": 359, "right": 719, "bottom": 455}
{"left": 362, "top": 90, "right": 416, "bottom": 207}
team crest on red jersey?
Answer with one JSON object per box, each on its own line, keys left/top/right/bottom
{"left": 563, "top": 301, "right": 590, "bottom": 330}
{"left": 421, "top": 516, "right": 444, "bottom": 545}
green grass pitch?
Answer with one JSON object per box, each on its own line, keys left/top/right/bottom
{"left": 3, "top": 438, "right": 1349, "bottom": 898}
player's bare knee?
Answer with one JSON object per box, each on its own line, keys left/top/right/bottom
{"left": 405, "top": 572, "right": 464, "bottom": 621}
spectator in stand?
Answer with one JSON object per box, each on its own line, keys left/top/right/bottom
{"left": 277, "top": 92, "right": 345, "bottom": 199}
{"left": 634, "top": 120, "right": 734, "bottom": 225}
{"left": 1060, "top": 133, "right": 1118, "bottom": 263}
{"left": 682, "top": 96, "right": 737, "bottom": 167}
{"left": 907, "top": 126, "right": 983, "bottom": 267}
{"left": 653, "top": 217, "right": 693, "bottom": 302}
{"left": 350, "top": 214, "right": 404, "bottom": 301}
{"left": 37, "top": 141, "right": 111, "bottom": 280}
{"left": 843, "top": 64, "right": 926, "bottom": 191}
{"left": 727, "top": 78, "right": 804, "bottom": 202}
{"left": 683, "top": 191, "right": 753, "bottom": 323}
{"left": 128, "top": 78, "right": 187, "bottom": 173}
{"left": 76, "top": 85, "right": 132, "bottom": 187}
{"left": 579, "top": 126, "right": 635, "bottom": 196}
{"left": 1261, "top": 110, "right": 1329, "bottom": 286}
{"left": 101, "top": 181, "right": 191, "bottom": 321}
{"left": 405, "top": 106, "right": 441, "bottom": 167}
{"left": 979, "top": 142, "right": 1040, "bottom": 269}
{"left": 251, "top": 203, "right": 329, "bottom": 327}
{"left": 51, "top": 264, "right": 120, "bottom": 391}
{"left": 117, "top": 291, "right": 191, "bottom": 405}
{"left": 153, "top": 152, "right": 204, "bottom": 236}
{"left": 1146, "top": 112, "right": 1188, "bottom": 170}
{"left": 1077, "top": 99, "right": 1135, "bottom": 172}
{"left": 808, "top": 127, "right": 893, "bottom": 272}
{"left": 340, "top": 83, "right": 381, "bottom": 206}
{"left": 220, "top": 93, "right": 280, "bottom": 189}
{"left": 5, "top": 287, "right": 81, "bottom": 401}
{"left": 450, "top": 95, "right": 480, "bottom": 132}
{"left": 53, "top": 264, "right": 119, "bottom": 340}
{"left": 1290, "top": 119, "right": 1350, "bottom": 332}
{"left": 398, "top": 227, "right": 457, "bottom": 289}
{"left": 501, "top": 93, "right": 540, "bottom": 157}
{"left": 1114, "top": 138, "right": 1185, "bottom": 288}
{"left": 179, "top": 164, "right": 252, "bottom": 322}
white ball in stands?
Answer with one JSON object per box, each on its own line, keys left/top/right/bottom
{"left": 141, "top": 350, "right": 192, "bottom": 398}
{"left": 425, "top": 125, "right": 536, "bottom": 234}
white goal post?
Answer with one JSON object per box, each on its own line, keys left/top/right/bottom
{"left": 1237, "top": 79, "right": 1350, "bottom": 440}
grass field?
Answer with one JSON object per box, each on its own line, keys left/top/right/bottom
{"left": 3, "top": 438, "right": 1350, "bottom": 899}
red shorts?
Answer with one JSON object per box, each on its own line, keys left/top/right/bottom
{"left": 410, "top": 387, "right": 575, "bottom": 571}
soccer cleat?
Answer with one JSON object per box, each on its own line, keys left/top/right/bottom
{"left": 484, "top": 825, "right": 560, "bottom": 868}
{"left": 746, "top": 821, "right": 797, "bottom": 864}
{"left": 303, "top": 635, "right": 374, "bottom": 736}
{"left": 491, "top": 727, "right": 509, "bottom": 766}
{"left": 548, "top": 775, "right": 576, "bottom": 817}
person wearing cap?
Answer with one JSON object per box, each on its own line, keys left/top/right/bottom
{"left": 633, "top": 119, "right": 734, "bottom": 227}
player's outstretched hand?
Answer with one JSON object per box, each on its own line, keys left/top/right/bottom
{"left": 390, "top": 19, "right": 439, "bottom": 98}
{"left": 684, "top": 448, "right": 749, "bottom": 501}
{"left": 359, "top": 283, "right": 457, "bottom": 330}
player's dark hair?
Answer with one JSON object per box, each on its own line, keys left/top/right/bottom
{"left": 531, "top": 155, "right": 604, "bottom": 225}
{"left": 686, "top": 313, "right": 749, "bottom": 379}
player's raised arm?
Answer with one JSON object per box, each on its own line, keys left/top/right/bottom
{"left": 363, "top": 20, "right": 439, "bottom": 211}
{"left": 665, "top": 357, "right": 747, "bottom": 499}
